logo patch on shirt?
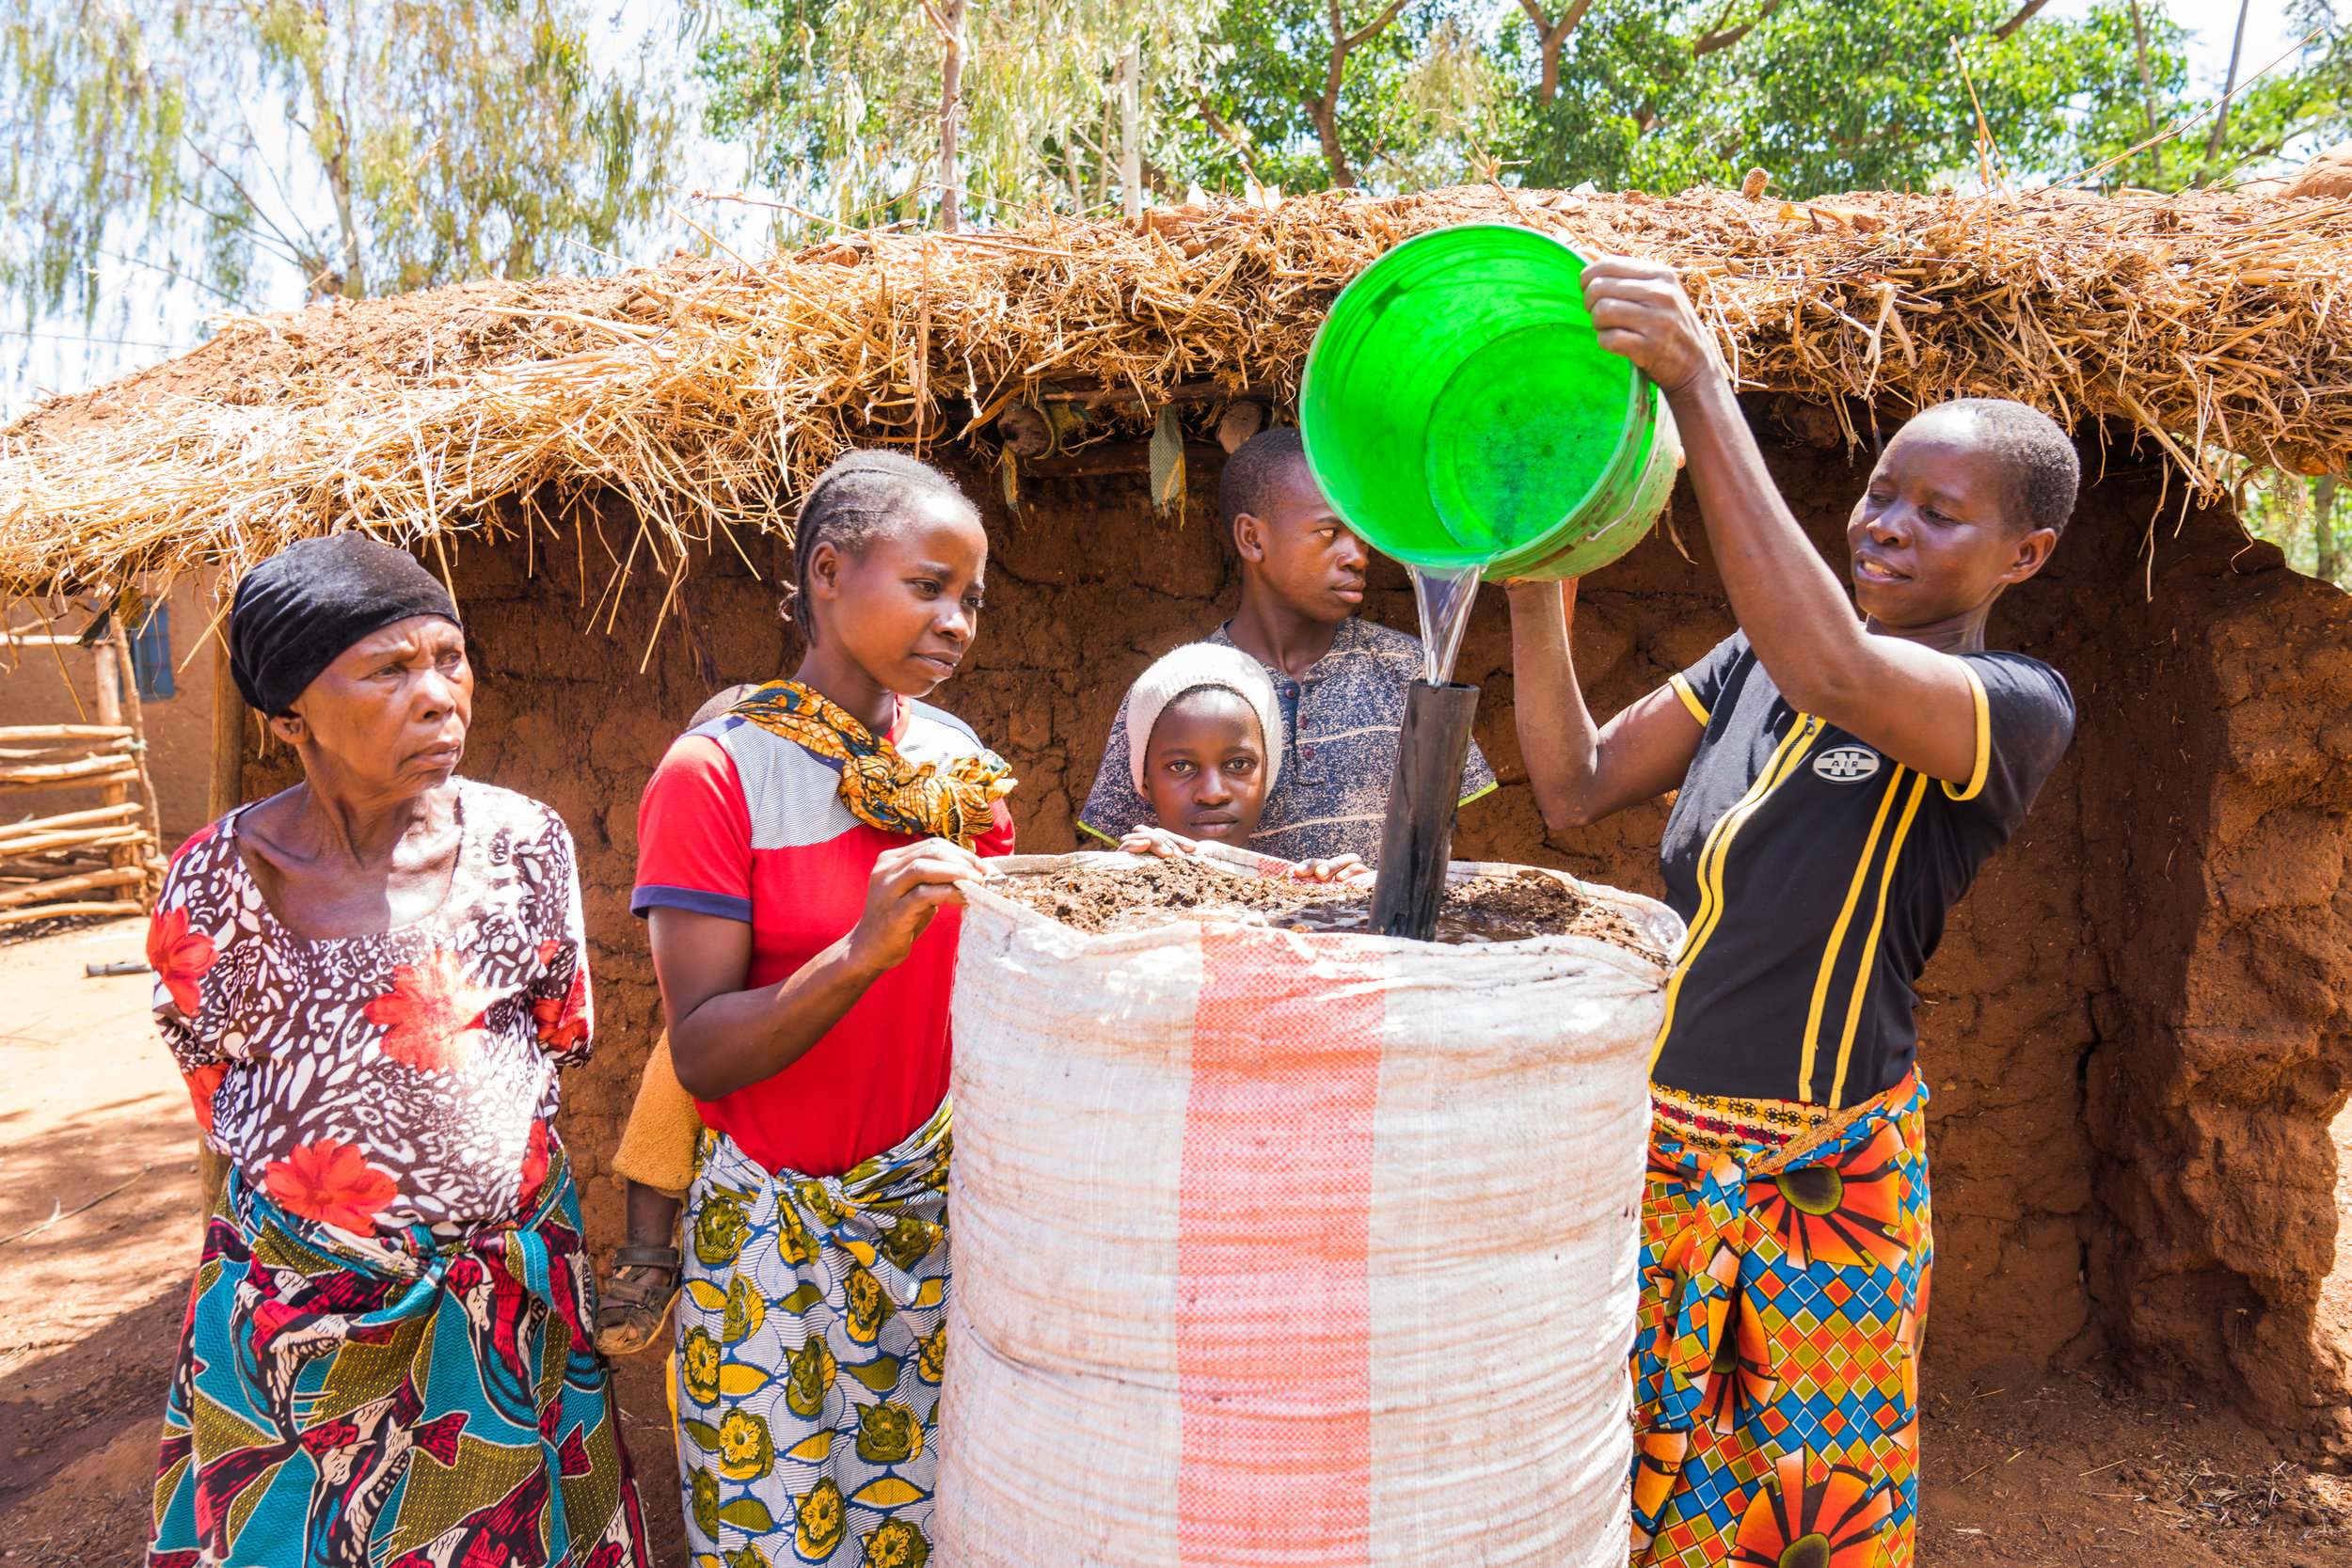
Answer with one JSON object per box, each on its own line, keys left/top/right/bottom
{"left": 1813, "top": 746, "right": 1882, "bottom": 784}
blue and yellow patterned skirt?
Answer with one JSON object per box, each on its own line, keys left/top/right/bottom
{"left": 675, "top": 1102, "right": 950, "bottom": 1568}
{"left": 1633, "top": 1071, "right": 1931, "bottom": 1568}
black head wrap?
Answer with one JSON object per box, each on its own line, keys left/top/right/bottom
{"left": 230, "top": 534, "right": 460, "bottom": 716}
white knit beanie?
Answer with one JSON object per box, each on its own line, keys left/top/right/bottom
{"left": 1124, "top": 642, "right": 1283, "bottom": 795}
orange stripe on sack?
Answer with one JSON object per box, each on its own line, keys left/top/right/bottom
{"left": 1178, "top": 926, "right": 1384, "bottom": 1567}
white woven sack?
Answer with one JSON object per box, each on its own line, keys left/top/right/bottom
{"left": 936, "top": 849, "right": 1681, "bottom": 1568}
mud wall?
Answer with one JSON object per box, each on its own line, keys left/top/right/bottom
{"left": 229, "top": 415, "right": 2352, "bottom": 1447}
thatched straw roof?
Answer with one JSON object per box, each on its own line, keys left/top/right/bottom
{"left": 2, "top": 183, "right": 2345, "bottom": 596}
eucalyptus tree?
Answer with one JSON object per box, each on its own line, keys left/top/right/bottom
{"left": 3, "top": 0, "right": 689, "bottom": 320}
{"left": 699, "top": 0, "right": 1227, "bottom": 230}
{"left": 1177, "top": 0, "right": 1504, "bottom": 193}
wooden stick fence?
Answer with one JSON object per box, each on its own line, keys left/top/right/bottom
{"left": 0, "top": 623, "right": 167, "bottom": 927}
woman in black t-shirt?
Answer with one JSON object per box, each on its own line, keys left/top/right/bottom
{"left": 1508, "top": 259, "right": 2076, "bottom": 1568}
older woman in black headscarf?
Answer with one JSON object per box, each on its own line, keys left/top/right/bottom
{"left": 144, "top": 533, "right": 648, "bottom": 1568}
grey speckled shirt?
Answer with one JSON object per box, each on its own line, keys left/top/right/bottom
{"left": 1079, "top": 618, "right": 1497, "bottom": 865}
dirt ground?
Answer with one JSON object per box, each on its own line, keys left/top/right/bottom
{"left": 0, "top": 918, "right": 2344, "bottom": 1566}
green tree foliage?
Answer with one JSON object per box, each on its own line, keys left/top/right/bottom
{"left": 2242, "top": 470, "right": 2345, "bottom": 587}
{"left": 1179, "top": 0, "right": 1502, "bottom": 192}
{"left": 1500, "top": 0, "right": 2352, "bottom": 198}
{"left": 698, "top": 0, "right": 1224, "bottom": 226}
{"left": 2, "top": 0, "right": 687, "bottom": 320}
{"left": 1496, "top": 0, "right": 2198, "bottom": 198}
{"left": 2186, "top": 0, "right": 2352, "bottom": 188}
{"left": 691, "top": 0, "right": 2349, "bottom": 214}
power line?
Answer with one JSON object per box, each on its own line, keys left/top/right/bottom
{"left": 0, "top": 329, "right": 192, "bottom": 351}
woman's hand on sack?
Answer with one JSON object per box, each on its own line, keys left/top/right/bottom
{"left": 1581, "top": 256, "right": 1720, "bottom": 397}
{"left": 1290, "top": 854, "right": 1369, "bottom": 885}
{"left": 847, "top": 839, "right": 991, "bottom": 974}
{"left": 1120, "top": 828, "right": 1197, "bottom": 859}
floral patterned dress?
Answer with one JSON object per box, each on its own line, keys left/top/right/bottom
{"left": 151, "top": 779, "right": 592, "bottom": 1230}
{"left": 142, "top": 780, "right": 648, "bottom": 1568}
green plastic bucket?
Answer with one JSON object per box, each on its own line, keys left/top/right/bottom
{"left": 1300, "top": 224, "right": 1680, "bottom": 581}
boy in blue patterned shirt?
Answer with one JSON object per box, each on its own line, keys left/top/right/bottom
{"left": 1080, "top": 427, "right": 1495, "bottom": 864}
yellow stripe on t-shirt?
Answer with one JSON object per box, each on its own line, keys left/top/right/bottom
{"left": 1649, "top": 715, "right": 1824, "bottom": 1071}
{"left": 1943, "top": 660, "right": 1992, "bottom": 801}
{"left": 1668, "top": 673, "right": 1711, "bottom": 728}
{"left": 1795, "top": 766, "right": 1907, "bottom": 1103}
{"left": 1827, "top": 770, "right": 1931, "bottom": 1109}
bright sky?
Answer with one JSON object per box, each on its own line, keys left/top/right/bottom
{"left": 0, "top": 0, "right": 2316, "bottom": 422}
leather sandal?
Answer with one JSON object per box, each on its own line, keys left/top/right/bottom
{"left": 594, "top": 1244, "right": 682, "bottom": 1357}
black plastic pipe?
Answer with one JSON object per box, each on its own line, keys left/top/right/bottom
{"left": 1370, "top": 680, "right": 1481, "bottom": 942}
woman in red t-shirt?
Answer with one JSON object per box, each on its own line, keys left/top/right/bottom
{"left": 629, "top": 451, "right": 1014, "bottom": 1568}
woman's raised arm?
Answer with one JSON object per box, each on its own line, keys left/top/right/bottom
{"left": 1507, "top": 578, "right": 1705, "bottom": 830}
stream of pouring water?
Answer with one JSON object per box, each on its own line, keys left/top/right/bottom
{"left": 1409, "top": 563, "right": 1489, "bottom": 685}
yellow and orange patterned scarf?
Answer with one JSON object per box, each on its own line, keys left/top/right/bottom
{"left": 728, "top": 679, "right": 1015, "bottom": 848}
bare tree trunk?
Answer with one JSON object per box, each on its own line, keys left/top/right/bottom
{"left": 1305, "top": 0, "right": 1411, "bottom": 189}
{"left": 209, "top": 587, "right": 245, "bottom": 822}
{"left": 297, "top": 6, "right": 363, "bottom": 294}
{"left": 106, "top": 614, "right": 163, "bottom": 906}
{"left": 936, "top": 0, "right": 969, "bottom": 231}
{"left": 87, "top": 625, "right": 135, "bottom": 895}
{"left": 2126, "top": 0, "right": 2163, "bottom": 187}
{"left": 1518, "top": 0, "right": 1597, "bottom": 107}
{"left": 2201, "top": 0, "right": 2251, "bottom": 178}
{"left": 1118, "top": 43, "right": 1142, "bottom": 221}
{"left": 1308, "top": 95, "right": 1350, "bottom": 189}
{"left": 1991, "top": 0, "right": 2049, "bottom": 40}
{"left": 1092, "top": 97, "right": 1112, "bottom": 208}
{"left": 1691, "top": 0, "right": 1786, "bottom": 56}
{"left": 1311, "top": 0, "right": 1355, "bottom": 188}
{"left": 2317, "top": 476, "right": 2340, "bottom": 584}
{"left": 1196, "top": 95, "right": 1263, "bottom": 190}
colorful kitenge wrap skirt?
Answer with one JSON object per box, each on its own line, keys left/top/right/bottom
{"left": 1632, "top": 1070, "right": 1931, "bottom": 1568}
{"left": 675, "top": 1101, "right": 950, "bottom": 1568}
{"left": 148, "top": 1148, "right": 648, "bottom": 1568}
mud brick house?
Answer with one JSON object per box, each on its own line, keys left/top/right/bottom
{"left": 4, "top": 184, "right": 2346, "bottom": 1457}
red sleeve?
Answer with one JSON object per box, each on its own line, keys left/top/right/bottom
{"left": 632, "top": 734, "right": 755, "bottom": 922}
{"left": 976, "top": 797, "right": 1016, "bottom": 859}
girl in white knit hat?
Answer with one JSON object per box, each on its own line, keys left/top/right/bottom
{"left": 1113, "top": 642, "right": 1367, "bottom": 882}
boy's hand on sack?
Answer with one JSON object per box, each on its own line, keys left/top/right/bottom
{"left": 1290, "top": 854, "right": 1370, "bottom": 886}
{"left": 1581, "top": 256, "right": 1721, "bottom": 397}
{"left": 849, "top": 839, "right": 991, "bottom": 973}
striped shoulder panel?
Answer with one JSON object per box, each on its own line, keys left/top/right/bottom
{"left": 705, "top": 717, "right": 863, "bottom": 852}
